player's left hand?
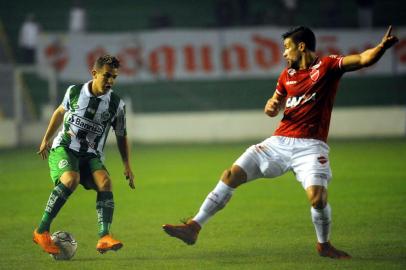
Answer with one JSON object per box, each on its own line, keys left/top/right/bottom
{"left": 124, "top": 166, "right": 135, "bottom": 189}
{"left": 380, "top": 25, "right": 399, "bottom": 50}
{"left": 37, "top": 139, "right": 51, "bottom": 160}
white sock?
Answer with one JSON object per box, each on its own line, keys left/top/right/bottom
{"left": 193, "top": 180, "right": 234, "bottom": 226}
{"left": 311, "top": 203, "right": 331, "bottom": 243}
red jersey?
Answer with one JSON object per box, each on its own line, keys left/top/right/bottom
{"left": 273, "top": 55, "right": 344, "bottom": 142}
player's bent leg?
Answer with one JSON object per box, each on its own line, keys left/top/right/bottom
{"left": 163, "top": 165, "right": 248, "bottom": 245}
{"left": 306, "top": 185, "right": 351, "bottom": 259}
{"left": 37, "top": 171, "right": 78, "bottom": 232}
{"left": 92, "top": 170, "right": 121, "bottom": 253}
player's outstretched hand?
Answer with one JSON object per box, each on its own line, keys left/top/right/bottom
{"left": 124, "top": 166, "right": 135, "bottom": 189}
{"left": 37, "top": 140, "right": 51, "bottom": 160}
{"left": 380, "top": 25, "right": 399, "bottom": 50}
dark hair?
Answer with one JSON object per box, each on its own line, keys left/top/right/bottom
{"left": 282, "top": 26, "right": 316, "bottom": 52}
{"left": 94, "top": 55, "right": 120, "bottom": 70}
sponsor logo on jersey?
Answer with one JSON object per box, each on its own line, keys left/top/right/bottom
{"left": 286, "top": 80, "right": 297, "bottom": 85}
{"left": 67, "top": 113, "right": 104, "bottom": 135}
{"left": 58, "top": 159, "right": 69, "bottom": 169}
{"left": 101, "top": 111, "right": 111, "bottom": 121}
{"left": 286, "top": 92, "right": 317, "bottom": 108}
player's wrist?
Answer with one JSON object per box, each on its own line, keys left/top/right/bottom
{"left": 378, "top": 41, "right": 388, "bottom": 51}
{"left": 123, "top": 161, "right": 131, "bottom": 168}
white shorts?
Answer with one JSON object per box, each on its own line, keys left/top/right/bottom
{"left": 234, "top": 136, "right": 332, "bottom": 189}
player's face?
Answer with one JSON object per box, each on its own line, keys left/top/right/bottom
{"left": 92, "top": 65, "right": 118, "bottom": 95}
{"left": 283, "top": 38, "right": 301, "bottom": 70}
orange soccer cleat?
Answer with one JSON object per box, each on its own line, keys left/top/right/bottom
{"left": 33, "top": 229, "right": 60, "bottom": 255}
{"left": 162, "top": 220, "right": 201, "bottom": 245}
{"left": 316, "top": 241, "right": 351, "bottom": 259}
{"left": 96, "top": 234, "right": 123, "bottom": 254}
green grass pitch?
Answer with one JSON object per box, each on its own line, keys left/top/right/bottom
{"left": 0, "top": 139, "right": 405, "bottom": 269}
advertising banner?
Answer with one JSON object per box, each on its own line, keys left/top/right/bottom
{"left": 37, "top": 27, "right": 406, "bottom": 83}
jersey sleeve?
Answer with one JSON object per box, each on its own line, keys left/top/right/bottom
{"left": 326, "top": 55, "right": 344, "bottom": 73}
{"left": 275, "top": 70, "right": 287, "bottom": 96}
{"left": 112, "top": 100, "right": 127, "bottom": 136}
{"left": 61, "top": 85, "right": 74, "bottom": 110}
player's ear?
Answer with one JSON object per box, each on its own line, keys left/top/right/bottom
{"left": 91, "top": 69, "right": 97, "bottom": 78}
{"left": 298, "top": 42, "right": 306, "bottom": 52}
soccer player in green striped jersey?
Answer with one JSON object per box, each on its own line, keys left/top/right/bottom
{"left": 33, "top": 55, "right": 135, "bottom": 255}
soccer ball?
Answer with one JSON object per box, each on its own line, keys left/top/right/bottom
{"left": 50, "top": 231, "right": 77, "bottom": 260}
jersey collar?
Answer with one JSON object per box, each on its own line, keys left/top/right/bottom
{"left": 84, "top": 81, "right": 111, "bottom": 100}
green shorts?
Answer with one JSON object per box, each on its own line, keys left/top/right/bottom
{"left": 48, "top": 146, "right": 107, "bottom": 190}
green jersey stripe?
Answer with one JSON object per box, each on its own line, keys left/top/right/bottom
{"left": 69, "top": 84, "right": 82, "bottom": 112}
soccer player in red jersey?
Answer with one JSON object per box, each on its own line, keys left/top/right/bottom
{"left": 163, "top": 26, "right": 398, "bottom": 259}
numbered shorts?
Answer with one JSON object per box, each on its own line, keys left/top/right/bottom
{"left": 234, "top": 136, "right": 332, "bottom": 189}
{"left": 48, "top": 146, "right": 107, "bottom": 190}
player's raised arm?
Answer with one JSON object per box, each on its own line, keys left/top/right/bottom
{"left": 37, "top": 105, "right": 66, "bottom": 159}
{"left": 341, "top": 25, "right": 399, "bottom": 72}
{"left": 265, "top": 91, "right": 286, "bottom": 117}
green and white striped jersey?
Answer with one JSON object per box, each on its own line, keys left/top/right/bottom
{"left": 52, "top": 82, "right": 126, "bottom": 159}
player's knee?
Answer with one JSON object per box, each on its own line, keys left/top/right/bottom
{"left": 221, "top": 166, "right": 247, "bottom": 188}
{"left": 311, "top": 196, "right": 326, "bottom": 209}
{"left": 307, "top": 186, "right": 327, "bottom": 209}
{"left": 309, "top": 192, "right": 327, "bottom": 209}
{"left": 96, "top": 176, "right": 112, "bottom": 192}
{"left": 60, "top": 172, "right": 80, "bottom": 191}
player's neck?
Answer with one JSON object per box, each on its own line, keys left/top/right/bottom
{"left": 89, "top": 81, "right": 103, "bottom": 97}
{"left": 299, "top": 52, "right": 317, "bottom": 70}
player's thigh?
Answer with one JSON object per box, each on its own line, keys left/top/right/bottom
{"left": 92, "top": 170, "right": 112, "bottom": 191}
{"left": 291, "top": 140, "right": 332, "bottom": 189}
{"left": 78, "top": 155, "right": 108, "bottom": 190}
{"left": 234, "top": 138, "right": 288, "bottom": 182}
{"left": 48, "top": 146, "right": 79, "bottom": 186}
